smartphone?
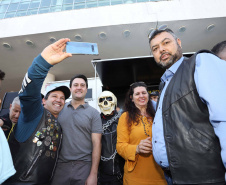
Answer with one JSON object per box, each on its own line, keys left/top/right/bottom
{"left": 66, "top": 42, "right": 99, "bottom": 55}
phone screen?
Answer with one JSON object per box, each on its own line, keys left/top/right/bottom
{"left": 66, "top": 42, "right": 99, "bottom": 55}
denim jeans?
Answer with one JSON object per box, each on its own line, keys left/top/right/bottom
{"left": 163, "top": 172, "right": 226, "bottom": 185}
{"left": 164, "top": 172, "right": 173, "bottom": 185}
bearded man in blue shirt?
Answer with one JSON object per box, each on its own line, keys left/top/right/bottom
{"left": 149, "top": 28, "right": 226, "bottom": 185}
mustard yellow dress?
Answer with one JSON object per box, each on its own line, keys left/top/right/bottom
{"left": 116, "top": 112, "right": 167, "bottom": 185}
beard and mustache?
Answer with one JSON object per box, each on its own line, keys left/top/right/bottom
{"left": 156, "top": 42, "right": 182, "bottom": 69}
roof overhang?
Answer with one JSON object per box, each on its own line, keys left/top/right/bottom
{"left": 92, "top": 53, "right": 194, "bottom": 92}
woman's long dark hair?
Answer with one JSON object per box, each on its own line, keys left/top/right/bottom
{"left": 123, "top": 82, "right": 155, "bottom": 128}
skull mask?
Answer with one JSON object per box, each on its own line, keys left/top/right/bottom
{"left": 98, "top": 91, "right": 117, "bottom": 115}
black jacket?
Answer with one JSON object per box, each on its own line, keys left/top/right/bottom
{"left": 4, "top": 109, "right": 62, "bottom": 185}
{"left": 99, "top": 111, "right": 124, "bottom": 183}
{"left": 0, "top": 113, "right": 13, "bottom": 138}
{"left": 162, "top": 50, "right": 225, "bottom": 184}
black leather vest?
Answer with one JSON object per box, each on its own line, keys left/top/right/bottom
{"left": 4, "top": 109, "right": 62, "bottom": 185}
{"left": 162, "top": 50, "right": 225, "bottom": 184}
{"left": 99, "top": 111, "right": 124, "bottom": 182}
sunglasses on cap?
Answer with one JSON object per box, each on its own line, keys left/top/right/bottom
{"left": 148, "top": 24, "right": 168, "bottom": 40}
{"left": 130, "top": 81, "right": 145, "bottom": 87}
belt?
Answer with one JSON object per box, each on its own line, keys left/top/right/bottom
{"left": 161, "top": 166, "right": 172, "bottom": 178}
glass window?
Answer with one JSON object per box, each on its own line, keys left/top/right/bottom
{"left": 63, "top": 0, "right": 73, "bottom": 4}
{"left": 51, "top": 0, "right": 63, "bottom": 6}
{"left": 27, "top": 8, "right": 38, "bottom": 14}
{"left": 11, "top": 0, "right": 21, "bottom": 3}
{"left": 86, "top": 1, "right": 97, "bottom": 7}
{"left": 137, "top": 0, "right": 148, "bottom": 2}
{"left": 111, "top": 0, "right": 122, "bottom": 5}
{"left": 2, "top": 0, "right": 11, "bottom": 4}
{"left": 38, "top": 7, "right": 49, "bottom": 13}
{"left": 50, "top": 5, "right": 61, "bottom": 12}
{"left": 7, "top": 3, "right": 19, "bottom": 12}
{"left": 73, "top": 2, "right": 85, "bottom": 9}
{"left": 0, "top": 4, "right": 9, "bottom": 13}
{"left": 62, "top": 4, "right": 72, "bottom": 10}
{"left": 41, "top": 0, "right": 51, "bottom": 7}
{"left": 98, "top": 0, "right": 110, "bottom": 6}
{"left": 74, "top": 0, "right": 84, "bottom": 3}
{"left": 123, "top": 0, "right": 135, "bottom": 3}
{"left": 0, "top": 13, "right": 5, "bottom": 19}
{"left": 20, "top": 0, "right": 31, "bottom": 2}
{"left": 5, "top": 11, "right": 16, "bottom": 18}
{"left": 16, "top": 10, "right": 27, "bottom": 16}
{"left": 18, "top": 1, "right": 30, "bottom": 10}
{"left": 29, "top": 0, "right": 40, "bottom": 9}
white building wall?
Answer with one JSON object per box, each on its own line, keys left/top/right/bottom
{"left": 0, "top": 0, "right": 226, "bottom": 38}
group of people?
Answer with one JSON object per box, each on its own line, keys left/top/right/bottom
{"left": 0, "top": 28, "right": 225, "bottom": 185}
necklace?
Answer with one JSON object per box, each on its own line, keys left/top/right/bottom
{"left": 140, "top": 116, "right": 151, "bottom": 137}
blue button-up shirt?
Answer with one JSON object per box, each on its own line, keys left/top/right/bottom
{"left": 152, "top": 53, "right": 226, "bottom": 172}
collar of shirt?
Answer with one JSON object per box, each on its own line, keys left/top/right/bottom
{"left": 161, "top": 56, "right": 184, "bottom": 83}
{"left": 67, "top": 101, "right": 88, "bottom": 109}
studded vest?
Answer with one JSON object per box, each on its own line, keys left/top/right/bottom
{"left": 162, "top": 50, "right": 225, "bottom": 184}
{"left": 4, "top": 109, "right": 62, "bottom": 185}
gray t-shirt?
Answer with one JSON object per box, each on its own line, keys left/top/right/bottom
{"left": 58, "top": 102, "right": 102, "bottom": 162}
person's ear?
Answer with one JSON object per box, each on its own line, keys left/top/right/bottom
{"left": 177, "top": 38, "right": 182, "bottom": 48}
{"left": 42, "top": 99, "right": 46, "bottom": 106}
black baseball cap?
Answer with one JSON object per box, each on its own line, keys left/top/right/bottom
{"left": 44, "top": 86, "right": 70, "bottom": 100}
{"left": 150, "top": 91, "right": 159, "bottom": 96}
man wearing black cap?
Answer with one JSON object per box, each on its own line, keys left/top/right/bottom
{"left": 150, "top": 91, "right": 159, "bottom": 102}
{"left": 4, "top": 38, "right": 72, "bottom": 185}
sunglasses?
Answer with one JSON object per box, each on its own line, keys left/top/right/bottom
{"left": 148, "top": 24, "right": 168, "bottom": 40}
{"left": 130, "top": 81, "right": 145, "bottom": 87}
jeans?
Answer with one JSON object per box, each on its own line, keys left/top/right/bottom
{"left": 163, "top": 172, "right": 226, "bottom": 185}
{"left": 164, "top": 172, "right": 173, "bottom": 185}
{"left": 51, "top": 161, "right": 91, "bottom": 185}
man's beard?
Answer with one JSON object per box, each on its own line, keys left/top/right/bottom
{"left": 157, "top": 44, "right": 182, "bottom": 69}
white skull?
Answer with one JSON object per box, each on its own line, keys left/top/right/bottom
{"left": 98, "top": 91, "right": 117, "bottom": 115}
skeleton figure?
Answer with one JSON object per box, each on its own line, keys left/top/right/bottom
{"left": 98, "top": 91, "right": 117, "bottom": 115}
{"left": 97, "top": 91, "right": 124, "bottom": 185}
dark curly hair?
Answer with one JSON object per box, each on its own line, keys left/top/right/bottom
{"left": 123, "top": 82, "right": 155, "bottom": 129}
{"left": 211, "top": 40, "right": 226, "bottom": 57}
{"left": 0, "top": 70, "right": 5, "bottom": 81}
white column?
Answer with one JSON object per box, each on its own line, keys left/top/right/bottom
{"left": 41, "top": 73, "right": 55, "bottom": 95}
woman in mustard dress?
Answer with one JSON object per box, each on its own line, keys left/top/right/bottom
{"left": 116, "top": 82, "right": 166, "bottom": 185}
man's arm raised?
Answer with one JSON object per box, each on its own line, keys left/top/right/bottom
{"left": 16, "top": 38, "right": 72, "bottom": 142}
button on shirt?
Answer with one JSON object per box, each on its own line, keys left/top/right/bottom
{"left": 152, "top": 53, "right": 226, "bottom": 170}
